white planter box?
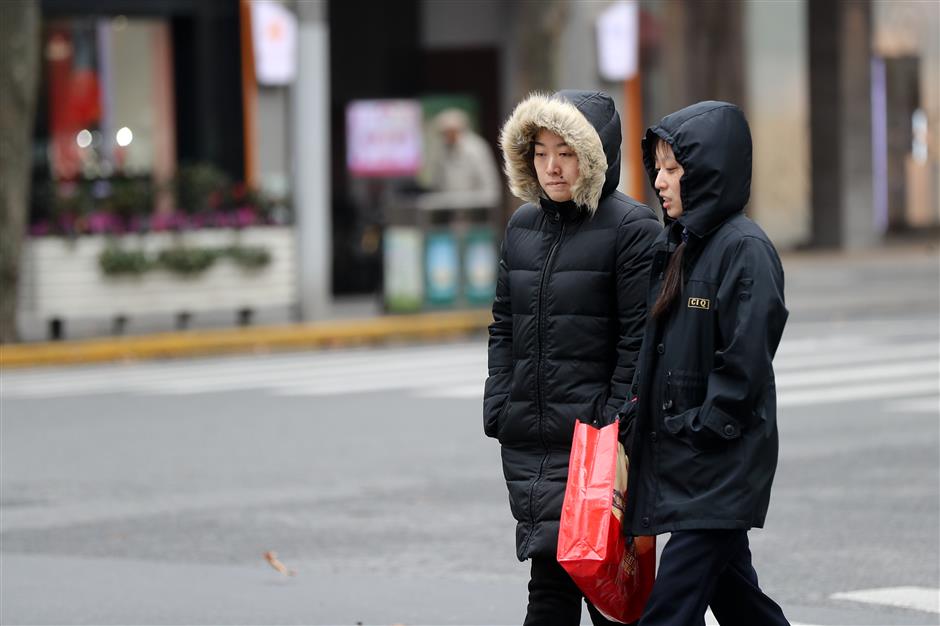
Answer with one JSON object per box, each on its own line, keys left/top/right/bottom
{"left": 17, "top": 227, "right": 297, "bottom": 329}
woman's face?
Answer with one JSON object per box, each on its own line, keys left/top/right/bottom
{"left": 533, "top": 128, "right": 580, "bottom": 202}
{"left": 654, "top": 141, "right": 685, "bottom": 219}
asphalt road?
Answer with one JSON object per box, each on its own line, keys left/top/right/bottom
{"left": 2, "top": 245, "right": 938, "bottom": 625}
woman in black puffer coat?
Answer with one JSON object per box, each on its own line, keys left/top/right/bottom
{"left": 484, "top": 90, "right": 660, "bottom": 625}
{"left": 620, "top": 101, "right": 791, "bottom": 625}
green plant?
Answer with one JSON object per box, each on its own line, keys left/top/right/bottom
{"left": 98, "top": 243, "right": 272, "bottom": 277}
{"left": 108, "top": 176, "right": 155, "bottom": 222}
{"left": 174, "top": 163, "right": 231, "bottom": 214}
{"left": 224, "top": 245, "right": 271, "bottom": 269}
{"left": 156, "top": 247, "right": 218, "bottom": 275}
{"left": 99, "top": 247, "right": 152, "bottom": 275}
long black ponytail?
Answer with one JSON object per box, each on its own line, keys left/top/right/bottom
{"left": 651, "top": 234, "right": 686, "bottom": 320}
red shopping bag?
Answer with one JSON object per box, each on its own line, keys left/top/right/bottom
{"left": 557, "top": 420, "right": 656, "bottom": 623}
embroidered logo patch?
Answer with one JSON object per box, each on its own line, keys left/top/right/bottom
{"left": 688, "top": 297, "right": 710, "bottom": 310}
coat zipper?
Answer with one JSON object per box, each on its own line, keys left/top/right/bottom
{"left": 536, "top": 219, "right": 564, "bottom": 447}
{"left": 524, "top": 216, "right": 564, "bottom": 550}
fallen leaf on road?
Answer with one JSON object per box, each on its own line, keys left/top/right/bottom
{"left": 264, "top": 550, "right": 297, "bottom": 576}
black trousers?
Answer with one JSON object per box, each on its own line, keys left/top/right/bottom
{"left": 523, "top": 556, "right": 636, "bottom": 626}
{"left": 639, "top": 529, "right": 790, "bottom": 626}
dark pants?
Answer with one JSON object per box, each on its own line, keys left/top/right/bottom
{"left": 523, "top": 556, "right": 636, "bottom": 626}
{"left": 639, "top": 530, "right": 790, "bottom": 626}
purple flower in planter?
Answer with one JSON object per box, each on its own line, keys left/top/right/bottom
{"left": 191, "top": 213, "right": 211, "bottom": 229}
{"left": 235, "top": 207, "right": 258, "bottom": 228}
{"left": 87, "top": 211, "right": 118, "bottom": 234}
{"left": 205, "top": 211, "right": 226, "bottom": 228}
{"left": 29, "top": 221, "right": 52, "bottom": 237}
{"left": 151, "top": 212, "right": 186, "bottom": 232}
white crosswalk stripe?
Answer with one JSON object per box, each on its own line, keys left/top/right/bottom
{"left": 830, "top": 585, "right": 940, "bottom": 615}
{"left": 2, "top": 318, "right": 938, "bottom": 411}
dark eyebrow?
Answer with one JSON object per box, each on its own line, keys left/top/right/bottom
{"left": 533, "top": 141, "right": 570, "bottom": 148}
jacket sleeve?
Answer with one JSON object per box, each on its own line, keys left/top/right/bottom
{"left": 687, "top": 236, "right": 789, "bottom": 441}
{"left": 483, "top": 235, "right": 513, "bottom": 438}
{"left": 603, "top": 213, "right": 660, "bottom": 422}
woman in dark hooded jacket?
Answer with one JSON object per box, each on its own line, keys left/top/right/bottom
{"left": 619, "top": 101, "right": 791, "bottom": 625}
{"left": 484, "top": 90, "right": 659, "bottom": 624}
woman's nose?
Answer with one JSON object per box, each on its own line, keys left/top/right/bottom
{"left": 546, "top": 157, "right": 559, "bottom": 173}
{"left": 654, "top": 171, "right": 666, "bottom": 190}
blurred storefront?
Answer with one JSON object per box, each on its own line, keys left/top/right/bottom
{"left": 873, "top": 0, "right": 940, "bottom": 234}
{"left": 327, "top": 0, "right": 506, "bottom": 301}
{"left": 33, "top": 1, "right": 248, "bottom": 224}
{"left": 19, "top": 0, "right": 938, "bottom": 338}
{"left": 517, "top": 0, "right": 938, "bottom": 249}
{"left": 22, "top": 0, "right": 295, "bottom": 340}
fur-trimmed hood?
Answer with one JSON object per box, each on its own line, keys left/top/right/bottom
{"left": 499, "top": 90, "right": 622, "bottom": 214}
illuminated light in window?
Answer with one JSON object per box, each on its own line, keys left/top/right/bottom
{"left": 76, "top": 129, "right": 93, "bottom": 148}
{"left": 116, "top": 127, "right": 133, "bottom": 147}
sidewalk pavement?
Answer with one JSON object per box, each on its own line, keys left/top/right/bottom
{"left": 0, "top": 309, "right": 493, "bottom": 370}
{"left": 2, "top": 238, "right": 936, "bottom": 370}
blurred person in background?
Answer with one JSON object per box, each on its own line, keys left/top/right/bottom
{"left": 619, "top": 101, "right": 791, "bottom": 626}
{"left": 484, "top": 90, "right": 660, "bottom": 625}
{"left": 417, "top": 107, "right": 502, "bottom": 212}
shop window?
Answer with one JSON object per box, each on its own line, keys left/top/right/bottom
{"left": 33, "top": 16, "right": 176, "bottom": 234}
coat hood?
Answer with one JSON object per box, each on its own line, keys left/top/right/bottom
{"left": 500, "top": 90, "right": 621, "bottom": 214}
{"left": 642, "top": 101, "right": 752, "bottom": 238}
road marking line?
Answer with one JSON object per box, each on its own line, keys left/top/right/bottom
{"left": 774, "top": 343, "right": 938, "bottom": 371}
{"left": 3, "top": 336, "right": 937, "bottom": 404}
{"left": 0, "top": 345, "right": 486, "bottom": 390}
{"left": 269, "top": 370, "right": 486, "bottom": 397}
{"left": 775, "top": 334, "right": 874, "bottom": 354}
{"left": 776, "top": 359, "right": 939, "bottom": 388}
{"left": 830, "top": 586, "right": 940, "bottom": 614}
{"left": 779, "top": 378, "right": 940, "bottom": 407}
{"left": 416, "top": 383, "right": 486, "bottom": 398}
{"left": 705, "top": 609, "right": 820, "bottom": 625}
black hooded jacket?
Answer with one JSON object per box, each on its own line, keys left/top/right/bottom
{"left": 484, "top": 90, "right": 660, "bottom": 560}
{"left": 621, "top": 101, "right": 789, "bottom": 535}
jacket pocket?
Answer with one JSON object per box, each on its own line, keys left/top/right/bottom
{"left": 485, "top": 395, "right": 510, "bottom": 438}
{"left": 665, "top": 369, "right": 708, "bottom": 415}
{"left": 663, "top": 408, "right": 725, "bottom": 452}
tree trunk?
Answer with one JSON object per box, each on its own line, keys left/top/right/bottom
{"left": 683, "top": 0, "right": 745, "bottom": 107}
{"left": 513, "top": 0, "right": 568, "bottom": 100}
{"left": 0, "top": 0, "right": 40, "bottom": 343}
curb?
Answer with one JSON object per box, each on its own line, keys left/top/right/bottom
{"left": 0, "top": 309, "right": 493, "bottom": 370}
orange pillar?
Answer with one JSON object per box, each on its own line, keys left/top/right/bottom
{"left": 239, "top": 0, "right": 258, "bottom": 188}
{"left": 624, "top": 72, "right": 645, "bottom": 201}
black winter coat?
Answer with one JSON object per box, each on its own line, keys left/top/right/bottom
{"left": 621, "top": 101, "right": 789, "bottom": 535}
{"left": 485, "top": 90, "right": 660, "bottom": 560}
